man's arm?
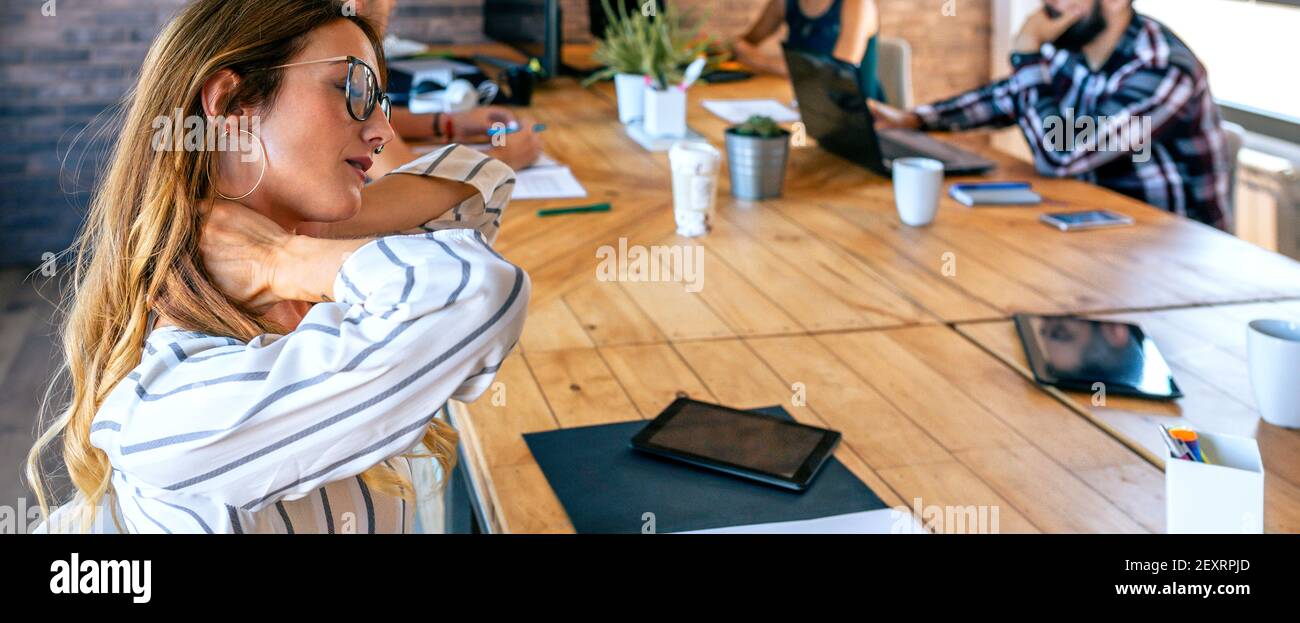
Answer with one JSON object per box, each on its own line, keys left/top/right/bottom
{"left": 869, "top": 61, "right": 1034, "bottom": 131}
{"left": 874, "top": 4, "right": 1084, "bottom": 132}
{"left": 1013, "top": 55, "right": 1201, "bottom": 176}
{"left": 912, "top": 74, "right": 1025, "bottom": 132}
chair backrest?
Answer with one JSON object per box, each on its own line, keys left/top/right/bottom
{"left": 875, "top": 36, "right": 913, "bottom": 109}
{"left": 1221, "top": 120, "right": 1247, "bottom": 228}
{"left": 32, "top": 494, "right": 124, "bottom": 534}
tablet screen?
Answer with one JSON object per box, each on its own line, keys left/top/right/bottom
{"left": 1018, "top": 315, "right": 1181, "bottom": 399}
{"left": 642, "top": 402, "right": 828, "bottom": 479}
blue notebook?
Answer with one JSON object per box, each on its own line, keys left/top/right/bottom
{"left": 523, "top": 406, "right": 887, "bottom": 533}
{"left": 948, "top": 182, "right": 1042, "bottom": 206}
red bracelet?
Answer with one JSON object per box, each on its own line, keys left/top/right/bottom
{"left": 444, "top": 115, "right": 455, "bottom": 141}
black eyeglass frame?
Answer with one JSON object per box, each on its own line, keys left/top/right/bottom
{"left": 258, "top": 55, "right": 391, "bottom": 122}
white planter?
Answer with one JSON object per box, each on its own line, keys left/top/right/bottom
{"left": 643, "top": 87, "right": 686, "bottom": 139}
{"left": 614, "top": 73, "right": 646, "bottom": 124}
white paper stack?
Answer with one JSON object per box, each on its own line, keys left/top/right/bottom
{"left": 702, "top": 99, "right": 801, "bottom": 124}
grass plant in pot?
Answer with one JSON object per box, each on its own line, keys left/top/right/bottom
{"left": 585, "top": 0, "right": 713, "bottom": 130}
{"left": 585, "top": 0, "right": 656, "bottom": 124}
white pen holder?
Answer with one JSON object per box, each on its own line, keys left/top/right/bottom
{"left": 643, "top": 87, "right": 687, "bottom": 139}
{"left": 1165, "top": 431, "right": 1264, "bottom": 534}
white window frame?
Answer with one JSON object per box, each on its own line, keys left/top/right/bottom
{"left": 990, "top": 0, "right": 1300, "bottom": 143}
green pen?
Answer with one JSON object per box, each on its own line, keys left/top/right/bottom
{"left": 537, "top": 203, "right": 611, "bottom": 217}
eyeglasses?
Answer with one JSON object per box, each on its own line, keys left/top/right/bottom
{"left": 259, "top": 55, "right": 391, "bottom": 122}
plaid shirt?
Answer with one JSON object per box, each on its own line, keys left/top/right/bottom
{"left": 916, "top": 14, "right": 1231, "bottom": 229}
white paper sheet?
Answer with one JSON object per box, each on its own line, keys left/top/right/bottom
{"left": 702, "top": 99, "right": 801, "bottom": 124}
{"left": 402, "top": 146, "right": 585, "bottom": 200}
{"left": 676, "top": 508, "right": 927, "bottom": 535}
{"left": 512, "top": 165, "right": 587, "bottom": 200}
{"left": 523, "top": 152, "right": 560, "bottom": 169}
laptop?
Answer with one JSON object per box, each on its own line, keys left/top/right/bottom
{"left": 782, "top": 45, "right": 996, "bottom": 176}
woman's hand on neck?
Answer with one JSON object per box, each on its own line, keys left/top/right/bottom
{"left": 232, "top": 200, "right": 313, "bottom": 330}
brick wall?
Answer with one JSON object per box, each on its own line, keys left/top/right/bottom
{"left": 0, "top": 0, "right": 189, "bottom": 268}
{"left": 0, "top": 0, "right": 989, "bottom": 267}
{"left": 561, "top": 0, "right": 992, "bottom": 103}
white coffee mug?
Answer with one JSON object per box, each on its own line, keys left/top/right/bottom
{"left": 1247, "top": 319, "right": 1300, "bottom": 428}
{"left": 891, "top": 157, "right": 944, "bottom": 227}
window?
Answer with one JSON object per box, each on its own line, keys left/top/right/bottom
{"left": 1135, "top": 0, "right": 1299, "bottom": 123}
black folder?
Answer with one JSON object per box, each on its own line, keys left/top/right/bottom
{"left": 523, "top": 405, "right": 887, "bottom": 533}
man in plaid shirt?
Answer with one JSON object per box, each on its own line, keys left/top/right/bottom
{"left": 871, "top": 0, "right": 1231, "bottom": 230}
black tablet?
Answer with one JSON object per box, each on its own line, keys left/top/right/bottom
{"left": 630, "top": 398, "right": 841, "bottom": 491}
{"left": 1014, "top": 313, "right": 1183, "bottom": 401}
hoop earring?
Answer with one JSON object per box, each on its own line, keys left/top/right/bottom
{"left": 374, "top": 144, "right": 385, "bottom": 155}
{"left": 216, "top": 129, "right": 267, "bottom": 201}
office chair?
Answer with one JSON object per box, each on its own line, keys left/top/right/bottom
{"left": 876, "top": 36, "right": 914, "bottom": 109}
{"left": 1221, "top": 120, "right": 1246, "bottom": 229}
{"left": 32, "top": 493, "right": 124, "bottom": 534}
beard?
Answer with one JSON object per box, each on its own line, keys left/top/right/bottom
{"left": 1045, "top": 2, "right": 1108, "bottom": 51}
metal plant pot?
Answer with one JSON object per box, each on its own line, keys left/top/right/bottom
{"left": 724, "top": 129, "right": 790, "bottom": 200}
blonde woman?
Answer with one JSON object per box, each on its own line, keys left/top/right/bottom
{"left": 27, "top": 0, "right": 530, "bottom": 533}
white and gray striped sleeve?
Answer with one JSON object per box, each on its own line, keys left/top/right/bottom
{"left": 387, "top": 143, "right": 515, "bottom": 245}
{"left": 91, "top": 228, "right": 530, "bottom": 513}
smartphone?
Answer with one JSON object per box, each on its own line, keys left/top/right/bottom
{"left": 1040, "top": 210, "right": 1135, "bottom": 232}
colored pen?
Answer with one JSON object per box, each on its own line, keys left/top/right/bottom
{"left": 1170, "top": 428, "right": 1206, "bottom": 463}
{"left": 486, "top": 123, "right": 547, "bottom": 137}
{"left": 1159, "top": 425, "right": 1193, "bottom": 461}
{"left": 537, "top": 203, "right": 611, "bottom": 217}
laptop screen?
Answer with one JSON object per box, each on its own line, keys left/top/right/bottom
{"left": 782, "top": 45, "right": 889, "bottom": 174}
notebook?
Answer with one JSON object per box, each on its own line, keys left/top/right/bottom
{"left": 522, "top": 405, "right": 890, "bottom": 533}
{"left": 948, "top": 182, "right": 1043, "bottom": 206}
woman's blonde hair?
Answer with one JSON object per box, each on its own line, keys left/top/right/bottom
{"left": 26, "top": 0, "right": 456, "bottom": 533}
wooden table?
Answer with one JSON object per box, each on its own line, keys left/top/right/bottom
{"left": 437, "top": 47, "right": 1300, "bottom": 533}
{"left": 957, "top": 300, "right": 1300, "bottom": 532}
{"left": 457, "top": 330, "right": 1174, "bottom": 533}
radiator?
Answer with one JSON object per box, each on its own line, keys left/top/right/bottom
{"left": 1234, "top": 148, "right": 1298, "bottom": 260}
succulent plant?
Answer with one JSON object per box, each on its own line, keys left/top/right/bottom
{"left": 731, "top": 115, "right": 787, "bottom": 139}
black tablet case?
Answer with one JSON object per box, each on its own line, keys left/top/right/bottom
{"left": 522, "top": 406, "right": 887, "bottom": 533}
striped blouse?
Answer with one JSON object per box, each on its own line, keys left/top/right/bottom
{"left": 72, "top": 145, "right": 529, "bottom": 534}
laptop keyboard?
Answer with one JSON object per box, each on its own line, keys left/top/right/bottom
{"left": 878, "top": 129, "right": 993, "bottom": 169}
